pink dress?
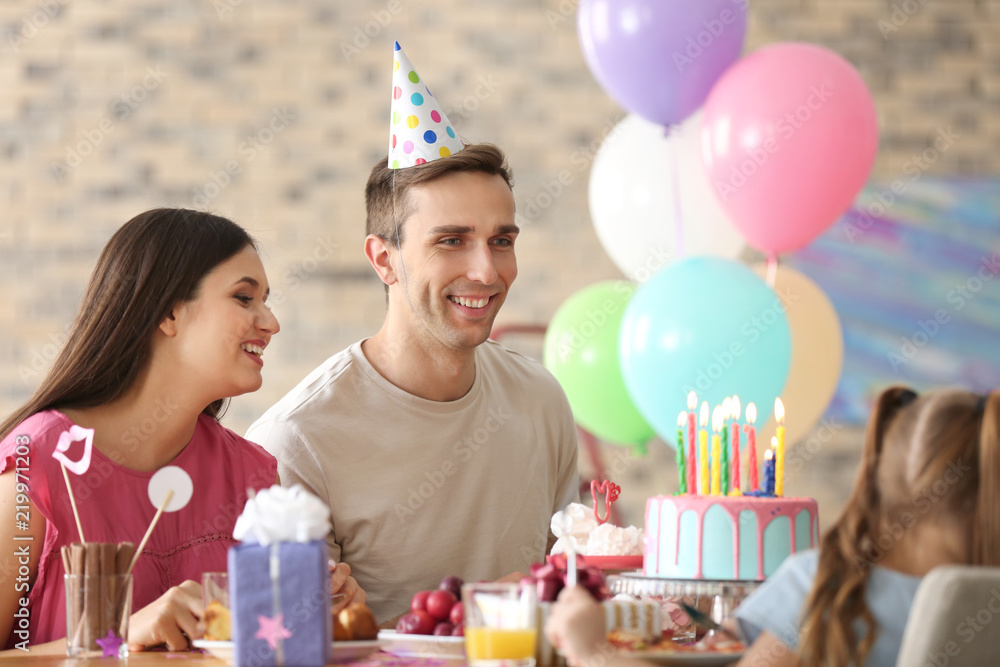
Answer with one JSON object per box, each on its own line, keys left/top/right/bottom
{"left": 1, "top": 409, "right": 277, "bottom": 648}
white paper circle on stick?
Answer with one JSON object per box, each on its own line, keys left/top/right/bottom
{"left": 148, "top": 466, "right": 193, "bottom": 512}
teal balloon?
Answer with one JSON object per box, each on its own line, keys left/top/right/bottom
{"left": 619, "top": 258, "right": 791, "bottom": 448}
{"left": 544, "top": 281, "right": 655, "bottom": 448}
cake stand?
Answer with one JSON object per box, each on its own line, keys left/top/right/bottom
{"left": 608, "top": 573, "right": 761, "bottom": 643}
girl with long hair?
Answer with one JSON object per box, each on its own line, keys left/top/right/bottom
{"left": 0, "top": 209, "right": 358, "bottom": 653}
{"left": 545, "top": 385, "right": 1000, "bottom": 667}
{"left": 735, "top": 386, "right": 1000, "bottom": 666}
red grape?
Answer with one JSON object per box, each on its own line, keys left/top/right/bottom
{"left": 410, "top": 590, "right": 433, "bottom": 613}
{"left": 449, "top": 601, "right": 464, "bottom": 626}
{"left": 395, "top": 614, "right": 417, "bottom": 634}
{"left": 396, "top": 610, "right": 436, "bottom": 635}
{"left": 438, "top": 575, "right": 464, "bottom": 600}
{"left": 426, "top": 590, "right": 457, "bottom": 621}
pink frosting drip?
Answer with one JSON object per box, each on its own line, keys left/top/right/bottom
{"left": 647, "top": 496, "right": 818, "bottom": 580}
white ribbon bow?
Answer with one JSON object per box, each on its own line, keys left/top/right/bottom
{"left": 234, "top": 484, "right": 330, "bottom": 546}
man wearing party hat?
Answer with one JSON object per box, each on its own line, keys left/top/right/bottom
{"left": 248, "top": 42, "right": 579, "bottom": 623}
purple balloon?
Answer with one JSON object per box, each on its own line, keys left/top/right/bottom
{"left": 578, "top": 0, "right": 747, "bottom": 126}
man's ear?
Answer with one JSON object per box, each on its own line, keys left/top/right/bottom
{"left": 364, "top": 234, "right": 398, "bottom": 286}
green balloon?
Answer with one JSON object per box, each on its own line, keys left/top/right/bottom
{"left": 544, "top": 281, "right": 655, "bottom": 448}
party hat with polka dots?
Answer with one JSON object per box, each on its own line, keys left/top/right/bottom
{"left": 389, "top": 41, "right": 464, "bottom": 169}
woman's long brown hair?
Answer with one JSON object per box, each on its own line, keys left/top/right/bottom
{"left": 0, "top": 208, "right": 255, "bottom": 441}
{"left": 797, "top": 387, "right": 1000, "bottom": 666}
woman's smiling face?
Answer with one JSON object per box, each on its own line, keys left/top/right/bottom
{"left": 168, "top": 245, "right": 280, "bottom": 399}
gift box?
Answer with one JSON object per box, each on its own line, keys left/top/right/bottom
{"left": 535, "top": 599, "right": 663, "bottom": 666}
{"left": 228, "top": 539, "right": 331, "bottom": 667}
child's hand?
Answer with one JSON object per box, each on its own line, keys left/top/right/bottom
{"left": 128, "top": 580, "right": 204, "bottom": 651}
{"left": 545, "top": 585, "right": 607, "bottom": 667}
{"left": 329, "top": 560, "right": 366, "bottom": 613}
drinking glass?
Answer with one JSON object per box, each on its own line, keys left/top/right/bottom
{"left": 65, "top": 573, "right": 132, "bottom": 658}
{"left": 462, "top": 582, "right": 537, "bottom": 667}
{"left": 202, "top": 571, "right": 229, "bottom": 610}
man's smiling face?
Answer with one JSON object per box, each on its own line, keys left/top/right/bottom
{"left": 388, "top": 170, "right": 518, "bottom": 353}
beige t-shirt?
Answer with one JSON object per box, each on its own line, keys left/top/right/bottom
{"left": 246, "top": 339, "right": 579, "bottom": 622}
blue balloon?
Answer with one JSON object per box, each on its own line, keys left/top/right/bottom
{"left": 619, "top": 258, "right": 791, "bottom": 448}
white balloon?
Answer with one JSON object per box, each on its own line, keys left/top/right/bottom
{"left": 589, "top": 112, "right": 744, "bottom": 280}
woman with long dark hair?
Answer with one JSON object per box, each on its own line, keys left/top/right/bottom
{"left": 0, "top": 209, "right": 287, "bottom": 651}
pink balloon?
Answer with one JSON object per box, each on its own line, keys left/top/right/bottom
{"left": 700, "top": 43, "right": 878, "bottom": 254}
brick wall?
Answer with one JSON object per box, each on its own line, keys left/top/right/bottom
{"left": 1, "top": 0, "right": 997, "bottom": 527}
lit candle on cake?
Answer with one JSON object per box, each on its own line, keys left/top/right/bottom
{"left": 687, "top": 392, "right": 697, "bottom": 496}
{"left": 745, "top": 402, "right": 758, "bottom": 492}
{"left": 720, "top": 397, "right": 730, "bottom": 496}
{"left": 775, "top": 398, "right": 786, "bottom": 497}
{"left": 763, "top": 447, "right": 775, "bottom": 496}
{"left": 699, "top": 401, "right": 709, "bottom": 495}
{"left": 710, "top": 406, "right": 722, "bottom": 496}
{"left": 730, "top": 395, "right": 742, "bottom": 495}
{"left": 676, "top": 411, "right": 687, "bottom": 494}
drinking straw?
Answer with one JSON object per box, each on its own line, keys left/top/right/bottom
{"left": 60, "top": 463, "right": 86, "bottom": 543}
{"left": 127, "top": 490, "right": 173, "bottom": 575}
{"left": 566, "top": 545, "right": 577, "bottom": 589}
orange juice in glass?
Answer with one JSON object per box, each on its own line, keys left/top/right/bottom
{"left": 462, "top": 582, "right": 537, "bottom": 667}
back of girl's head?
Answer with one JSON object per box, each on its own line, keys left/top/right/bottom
{"left": 798, "top": 386, "right": 1000, "bottom": 667}
{"left": 0, "top": 208, "right": 255, "bottom": 440}
{"left": 879, "top": 390, "right": 1000, "bottom": 562}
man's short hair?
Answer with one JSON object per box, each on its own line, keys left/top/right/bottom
{"left": 365, "top": 143, "right": 514, "bottom": 248}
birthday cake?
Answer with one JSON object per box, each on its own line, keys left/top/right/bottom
{"left": 643, "top": 494, "right": 818, "bottom": 580}
{"left": 644, "top": 395, "right": 819, "bottom": 581}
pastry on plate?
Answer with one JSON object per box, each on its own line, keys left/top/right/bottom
{"left": 203, "top": 600, "right": 231, "bottom": 641}
{"left": 333, "top": 603, "right": 379, "bottom": 641}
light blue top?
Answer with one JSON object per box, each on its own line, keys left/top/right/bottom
{"left": 735, "top": 550, "right": 922, "bottom": 666}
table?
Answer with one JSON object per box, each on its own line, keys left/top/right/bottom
{"left": 5, "top": 652, "right": 225, "bottom": 666}
{"left": 9, "top": 649, "right": 467, "bottom": 667}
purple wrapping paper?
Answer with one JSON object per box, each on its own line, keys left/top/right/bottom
{"left": 228, "top": 540, "right": 331, "bottom": 667}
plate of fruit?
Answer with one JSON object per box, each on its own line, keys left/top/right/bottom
{"left": 193, "top": 600, "right": 384, "bottom": 663}
{"left": 379, "top": 575, "right": 466, "bottom": 658}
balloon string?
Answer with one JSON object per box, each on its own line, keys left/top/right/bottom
{"left": 666, "top": 124, "right": 685, "bottom": 261}
{"left": 765, "top": 253, "right": 779, "bottom": 288}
